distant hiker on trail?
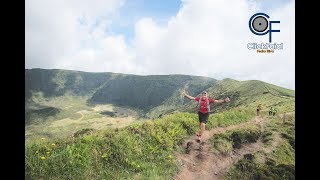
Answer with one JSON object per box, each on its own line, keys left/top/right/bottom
{"left": 272, "top": 107, "right": 277, "bottom": 116}
{"left": 268, "top": 106, "right": 278, "bottom": 116}
{"left": 257, "top": 104, "right": 262, "bottom": 116}
{"left": 182, "top": 90, "right": 230, "bottom": 142}
{"left": 269, "top": 107, "right": 273, "bottom": 116}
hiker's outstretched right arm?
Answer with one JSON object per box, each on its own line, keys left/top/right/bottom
{"left": 182, "top": 90, "right": 195, "bottom": 100}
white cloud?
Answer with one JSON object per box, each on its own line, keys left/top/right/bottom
{"left": 25, "top": 0, "right": 125, "bottom": 69}
{"left": 26, "top": 0, "right": 295, "bottom": 89}
{"left": 131, "top": 0, "right": 294, "bottom": 89}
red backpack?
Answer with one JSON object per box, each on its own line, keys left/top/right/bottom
{"left": 197, "top": 96, "right": 210, "bottom": 112}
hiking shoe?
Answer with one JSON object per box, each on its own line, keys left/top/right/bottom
{"left": 197, "top": 134, "right": 201, "bottom": 142}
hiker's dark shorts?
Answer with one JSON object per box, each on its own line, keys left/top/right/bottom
{"left": 198, "top": 111, "right": 209, "bottom": 124}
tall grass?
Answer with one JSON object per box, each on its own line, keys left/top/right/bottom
{"left": 226, "top": 113, "right": 295, "bottom": 179}
{"left": 210, "top": 124, "right": 261, "bottom": 155}
{"left": 26, "top": 108, "right": 255, "bottom": 179}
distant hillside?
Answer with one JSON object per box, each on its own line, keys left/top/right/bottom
{"left": 25, "top": 68, "right": 294, "bottom": 120}
{"left": 25, "top": 69, "right": 295, "bottom": 179}
{"left": 90, "top": 74, "right": 216, "bottom": 111}
{"left": 25, "top": 68, "right": 216, "bottom": 118}
{"left": 25, "top": 68, "right": 113, "bottom": 98}
{"left": 179, "top": 78, "right": 295, "bottom": 115}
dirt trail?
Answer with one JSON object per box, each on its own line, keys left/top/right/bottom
{"left": 77, "top": 110, "right": 89, "bottom": 121}
{"left": 174, "top": 116, "right": 268, "bottom": 180}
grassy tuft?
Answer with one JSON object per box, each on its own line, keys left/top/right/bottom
{"left": 26, "top": 108, "right": 255, "bottom": 179}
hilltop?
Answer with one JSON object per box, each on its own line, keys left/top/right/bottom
{"left": 25, "top": 68, "right": 294, "bottom": 140}
{"left": 25, "top": 68, "right": 295, "bottom": 179}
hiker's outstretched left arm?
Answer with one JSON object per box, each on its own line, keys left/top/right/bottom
{"left": 213, "top": 97, "right": 230, "bottom": 104}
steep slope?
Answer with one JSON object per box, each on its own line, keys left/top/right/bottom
{"left": 25, "top": 69, "right": 295, "bottom": 179}
{"left": 25, "top": 69, "right": 218, "bottom": 125}
{"left": 25, "top": 68, "right": 113, "bottom": 98}
{"left": 180, "top": 78, "right": 295, "bottom": 114}
{"left": 90, "top": 74, "right": 216, "bottom": 113}
{"left": 25, "top": 68, "right": 294, "bottom": 121}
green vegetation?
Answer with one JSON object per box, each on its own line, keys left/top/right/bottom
{"left": 26, "top": 94, "right": 92, "bottom": 124}
{"left": 263, "top": 113, "right": 295, "bottom": 149}
{"left": 226, "top": 113, "right": 295, "bottom": 179}
{"left": 90, "top": 74, "right": 216, "bottom": 114}
{"left": 25, "top": 68, "right": 295, "bottom": 179}
{"left": 26, "top": 69, "right": 216, "bottom": 117}
{"left": 227, "top": 154, "right": 295, "bottom": 180}
{"left": 210, "top": 124, "right": 261, "bottom": 154}
{"left": 100, "top": 111, "right": 116, "bottom": 117}
{"left": 26, "top": 68, "right": 294, "bottom": 120}
{"left": 73, "top": 128, "right": 96, "bottom": 138}
{"left": 208, "top": 108, "right": 256, "bottom": 128}
{"left": 26, "top": 108, "right": 255, "bottom": 179}
{"left": 178, "top": 79, "right": 295, "bottom": 129}
{"left": 26, "top": 107, "right": 61, "bottom": 125}
{"left": 25, "top": 95, "right": 140, "bottom": 142}
{"left": 25, "top": 68, "right": 113, "bottom": 98}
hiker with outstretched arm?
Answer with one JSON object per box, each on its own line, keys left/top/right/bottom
{"left": 182, "top": 90, "right": 230, "bottom": 142}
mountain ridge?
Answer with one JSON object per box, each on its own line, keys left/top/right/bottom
{"left": 25, "top": 68, "right": 294, "bottom": 120}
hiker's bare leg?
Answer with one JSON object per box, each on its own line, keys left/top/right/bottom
{"left": 198, "top": 123, "right": 201, "bottom": 135}
{"left": 200, "top": 123, "right": 206, "bottom": 135}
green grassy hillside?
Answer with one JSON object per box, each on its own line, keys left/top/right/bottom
{"left": 26, "top": 109, "right": 295, "bottom": 179}
{"left": 25, "top": 68, "right": 295, "bottom": 179}
{"left": 25, "top": 94, "right": 141, "bottom": 142}
{"left": 25, "top": 68, "right": 113, "bottom": 98}
{"left": 25, "top": 68, "right": 294, "bottom": 141}
{"left": 89, "top": 74, "right": 216, "bottom": 111}
{"left": 26, "top": 69, "right": 294, "bottom": 120}
{"left": 180, "top": 78, "right": 295, "bottom": 115}
{"left": 26, "top": 69, "right": 217, "bottom": 120}
{"left": 226, "top": 113, "right": 295, "bottom": 179}
{"left": 25, "top": 108, "right": 256, "bottom": 179}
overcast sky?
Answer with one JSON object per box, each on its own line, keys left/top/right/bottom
{"left": 26, "top": 0, "right": 295, "bottom": 90}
